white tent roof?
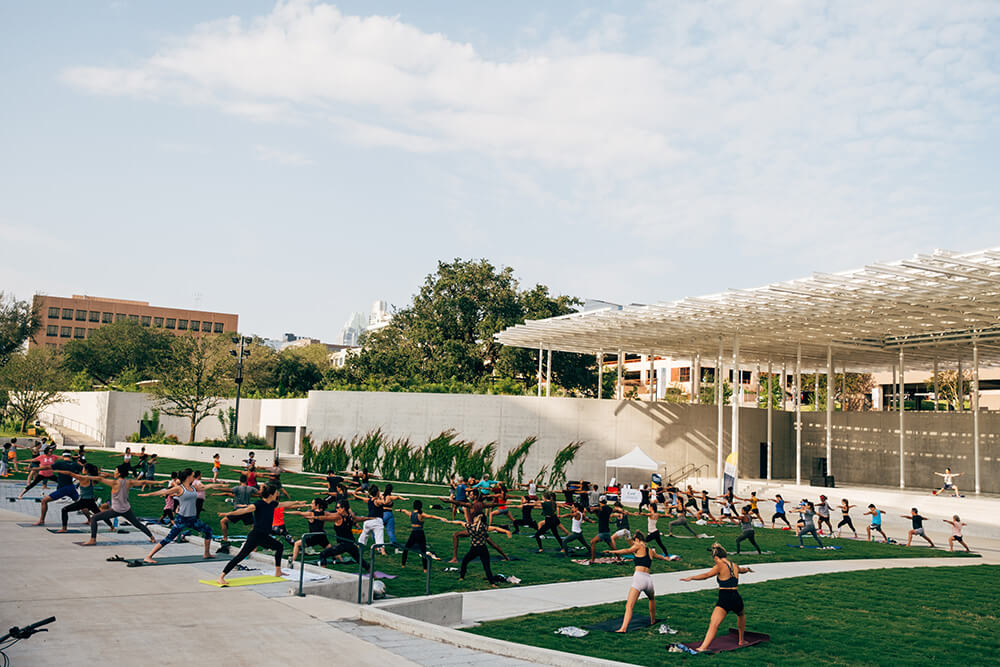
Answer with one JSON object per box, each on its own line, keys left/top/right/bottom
{"left": 495, "top": 247, "right": 1000, "bottom": 372}
{"left": 605, "top": 446, "right": 662, "bottom": 471}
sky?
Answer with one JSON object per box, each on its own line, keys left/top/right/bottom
{"left": 2, "top": 1, "right": 999, "bottom": 341}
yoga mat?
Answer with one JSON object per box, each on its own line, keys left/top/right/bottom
{"left": 18, "top": 522, "right": 86, "bottom": 528}
{"left": 490, "top": 554, "right": 523, "bottom": 562}
{"left": 74, "top": 541, "right": 144, "bottom": 547}
{"left": 124, "top": 554, "right": 222, "bottom": 567}
{"left": 200, "top": 575, "right": 285, "bottom": 587}
{"left": 785, "top": 544, "right": 842, "bottom": 550}
{"left": 584, "top": 617, "right": 661, "bottom": 633}
{"left": 682, "top": 628, "right": 770, "bottom": 653}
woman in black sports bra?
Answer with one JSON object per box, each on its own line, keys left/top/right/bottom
{"left": 680, "top": 543, "right": 754, "bottom": 652}
{"left": 604, "top": 531, "right": 671, "bottom": 633}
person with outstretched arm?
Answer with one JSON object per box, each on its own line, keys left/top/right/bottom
{"left": 216, "top": 484, "right": 303, "bottom": 586}
{"left": 680, "top": 543, "right": 754, "bottom": 652}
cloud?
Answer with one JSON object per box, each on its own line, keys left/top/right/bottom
{"left": 62, "top": 0, "right": 1000, "bottom": 264}
{"left": 254, "top": 144, "right": 314, "bottom": 165}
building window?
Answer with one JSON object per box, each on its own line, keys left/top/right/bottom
{"left": 89, "top": 311, "right": 100, "bottom": 322}
{"left": 128, "top": 314, "right": 139, "bottom": 323}
{"left": 177, "top": 319, "right": 188, "bottom": 331}
{"left": 46, "top": 325, "right": 58, "bottom": 336}
{"left": 74, "top": 327, "right": 85, "bottom": 339}
{"left": 62, "top": 308, "right": 73, "bottom": 320}
{"left": 679, "top": 367, "right": 691, "bottom": 383}
{"left": 165, "top": 318, "right": 176, "bottom": 329}
{"left": 75, "top": 310, "right": 86, "bottom": 321}
{"left": 153, "top": 317, "right": 163, "bottom": 328}
{"left": 190, "top": 320, "right": 200, "bottom": 332}
{"left": 87, "top": 329, "right": 95, "bottom": 338}
{"left": 47, "top": 307, "right": 59, "bottom": 318}
{"left": 213, "top": 322, "right": 224, "bottom": 333}
{"left": 102, "top": 312, "right": 113, "bottom": 323}
{"left": 141, "top": 315, "right": 151, "bottom": 326}
{"left": 115, "top": 314, "right": 125, "bottom": 322}
{"left": 60, "top": 326, "right": 71, "bottom": 338}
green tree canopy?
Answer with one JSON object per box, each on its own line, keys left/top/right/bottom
{"left": 329, "top": 259, "right": 599, "bottom": 394}
{"left": 0, "top": 347, "right": 69, "bottom": 431}
{"left": 62, "top": 320, "right": 173, "bottom": 386}
{"left": 150, "top": 334, "right": 230, "bottom": 442}
{"left": 0, "top": 293, "right": 41, "bottom": 367}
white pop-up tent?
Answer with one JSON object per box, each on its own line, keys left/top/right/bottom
{"left": 605, "top": 446, "right": 663, "bottom": 487}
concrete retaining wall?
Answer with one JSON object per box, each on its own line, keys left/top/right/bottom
{"left": 112, "top": 442, "right": 275, "bottom": 468}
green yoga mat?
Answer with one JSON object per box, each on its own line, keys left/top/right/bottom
{"left": 124, "top": 554, "right": 222, "bottom": 567}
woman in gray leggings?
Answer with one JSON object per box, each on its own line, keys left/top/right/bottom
{"left": 794, "top": 501, "right": 824, "bottom": 548}
{"left": 81, "top": 464, "right": 158, "bottom": 545}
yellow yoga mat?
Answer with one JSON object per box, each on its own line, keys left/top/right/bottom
{"left": 199, "top": 575, "right": 285, "bottom": 588}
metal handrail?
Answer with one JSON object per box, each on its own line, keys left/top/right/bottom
{"left": 666, "top": 463, "right": 708, "bottom": 485}
{"left": 38, "top": 412, "right": 106, "bottom": 445}
{"left": 296, "top": 531, "right": 328, "bottom": 597}
{"left": 360, "top": 541, "right": 432, "bottom": 604}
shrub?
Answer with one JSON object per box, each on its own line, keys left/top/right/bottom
{"left": 424, "top": 430, "right": 458, "bottom": 483}
{"left": 496, "top": 437, "right": 537, "bottom": 486}
{"left": 548, "top": 441, "right": 583, "bottom": 489}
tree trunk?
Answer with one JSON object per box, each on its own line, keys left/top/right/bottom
{"left": 189, "top": 419, "right": 197, "bottom": 443}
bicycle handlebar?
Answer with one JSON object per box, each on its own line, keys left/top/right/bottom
{"left": 1, "top": 616, "right": 55, "bottom": 643}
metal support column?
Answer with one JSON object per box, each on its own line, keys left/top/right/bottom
{"left": 891, "top": 365, "right": 897, "bottom": 411}
{"left": 693, "top": 353, "right": 701, "bottom": 403}
{"left": 597, "top": 351, "right": 603, "bottom": 399}
{"left": 957, "top": 358, "right": 963, "bottom": 412}
{"left": 781, "top": 361, "right": 787, "bottom": 410}
{"left": 899, "top": 348, "right": 905, "bottom": 489}
{"left": 716, "top": 339, "right": 724, "bottom": 492}
{"left": 616, "top": 350, "right": 624, "bottom": 400}
{"left": 730, "top": 336, "right": 740, "bottom": 489}
{"left": 795, "top": 344, "right": 802, "bottom": 486}
{"left": 545, "top": 348, "right": 552, "bottom": 397}
{"left": 973, "top": 341, "right": 980, "bottom": 494}
{"left": 826, "top": 345, "right": 833, "bottom": 480}
{"left": 649, "top": 352, "right": 656, "bottom": 402}
{"left": 932, "top": 358, "right": 938, "bottom": 411}
{"left": 537, "top": 344, "right": 543, "bottom": 397}
{"left": 766, "top": 358, "right": 773, "bottom": 481}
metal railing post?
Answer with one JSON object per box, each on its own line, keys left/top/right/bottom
{"left": 297, "top": 531, "right": 326, "bottom": 597}
{"left": 367, "top": 543, "right": 379, "bottom": 604}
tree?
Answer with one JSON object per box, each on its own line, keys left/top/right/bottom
{"left": 700, "top": 381, "right": 732, "bottom": 405}
{"left": 925, "top": 370, "right": 971, "bottom": 411}
{"left": 274, "top": 347, "right": 326, "bottom": 396}
{"left": 150, "top": 334, "right": 230, "bottom": 442}
{"left": 0, "top": 293, "right": 41, "bottom": 367}
{"left": 63, "top": 320, "right": 173, "bottom": 386}
{"left": 0, "top": 347, "right": 70, "bottom": 432}
{"left": 335, "top": 259, "right": 595, "bottom": 393}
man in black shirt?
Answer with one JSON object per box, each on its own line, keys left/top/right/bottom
{"left": 217, "top": 484, "right": 304, "bottom": 585}
{"left": 902, "top": 507, "right": 935, "bottom": 548}
{"left": 588, "top": 497, "right": 616, "bottom": 563}
{"left": 34, "top": 451, "right": 83, "bottom": 525}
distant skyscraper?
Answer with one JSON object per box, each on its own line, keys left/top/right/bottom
{"left": 338, "top": 301, "right": 392, "bottom": 346}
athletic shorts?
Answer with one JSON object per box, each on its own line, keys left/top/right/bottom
{"left": 717, "top": 589, "right": 744, "bottom": 614}
{"left": 494, "top": 508, "right": 510, "bottom": 516}
{"left": 954, "top": 535, "right": 965, "bottom": 543}
{"left": 612, "top": 529, "right": 631, "bottom": 541}
{"left": 631, "top": 571, "right": 655, "bottom": 597}
{"left": 943, "top": 483, "right": 954, "bottom": 490}
{"left": 871, "top": 523, "right": 883, "bottom": 530}
{"left": 229, "top": 511, "right": 254, "bottom": 526}
{"left": 47, "top": 485, "right": 79, "bottom": 502}
{"left": 913, "top": 527, "right": 925, "bottom": 536}
{"left": 596, "top": 531, "right": 612, "bottom": 544}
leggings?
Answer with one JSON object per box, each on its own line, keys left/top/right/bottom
{"left": 161, "top": 514, "right": 213, "bottom": 545}
{"left": 799, "top": 526, "right": 823, "bottom": 547}
{"left": 22, "top": 474, "right": 52, "bottom": 493}
{"left": 89, "top": 508, "right": 154, "bottom": 539}
{"left": 645, "top": 530, "right": 668, "bottom": 553}
{"left": 271, "top": 525, "right": 295, "bottom": 547}
{"left": 319, "top": 539, "right": 369, "bottom": 570}
{"left": 564, "top": 531, "right": 588, "bottom": 549}
{"left": 838, "top": 516, "right": 855, "bottom": 531}
{"left": 511, "top": 517, "right": 536, "bottom": 533}
{"left": 533, "top": 516, "right": 565, "bottom": 550}
{"left": 460, "top": 544, "right": 495, "bottom": 583}
{"left": 223, "top": 530, "right": 283, "bottom": 574}
{"left": 735, "top": 531, "right": 761, "bottom": 554}
{"left": 401, "top": 530, "right": 427, "bottom": 568}
{"left": 62, "top": 498, "right": 109, "bottom": 530}
{"left": 772, "top": 512, "right": 791, "bottom": 527}
{"left": 669, "top": 517, "right": 697, "bottom": 536}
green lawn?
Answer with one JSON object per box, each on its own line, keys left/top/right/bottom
{"left": 4, "top": 448, "right": 973, "bottom": 598}
{"left": 466, "top": 565, "right": 1000, "bottom": 666}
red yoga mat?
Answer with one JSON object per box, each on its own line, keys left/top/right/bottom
{"left": 682, "top": 628, "right": 769, "bottom": 653}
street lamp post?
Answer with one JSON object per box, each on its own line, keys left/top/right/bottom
{"left": 230, "top": 336, "right": 251, "bottom": 442}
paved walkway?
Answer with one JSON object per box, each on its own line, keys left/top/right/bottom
{"left": 0, "top": 483, "right": 538, "bottom": 666}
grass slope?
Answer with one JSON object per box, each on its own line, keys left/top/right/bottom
{"left": 466, "top": 565, "right": 1000, "bottom": 666}
{"left": 3, "top": 448, "right": 971, "bottom": 598}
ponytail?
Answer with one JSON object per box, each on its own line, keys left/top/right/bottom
{"left": 711, "top": 542, "right": 728, "bottom": 559}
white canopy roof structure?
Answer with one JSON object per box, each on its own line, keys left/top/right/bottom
{"left": 605, "top": 446, "right": 662, "bottom": 471}
{"left": 496, "top": 248, "right": 1000, "bottom": 371}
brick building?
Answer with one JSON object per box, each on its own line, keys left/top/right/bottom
{"left": 31, "top": 294, "right": 238, "bottom": 350}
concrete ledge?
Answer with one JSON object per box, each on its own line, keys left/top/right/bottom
{"left": 358, "top": 605, "right": 636, "bottom": 667}
{"left": 373, "top": 592, "right": 463, "bottom": 626}
{"left": 112, "top": 441, "right": 275, "bottom": 467}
